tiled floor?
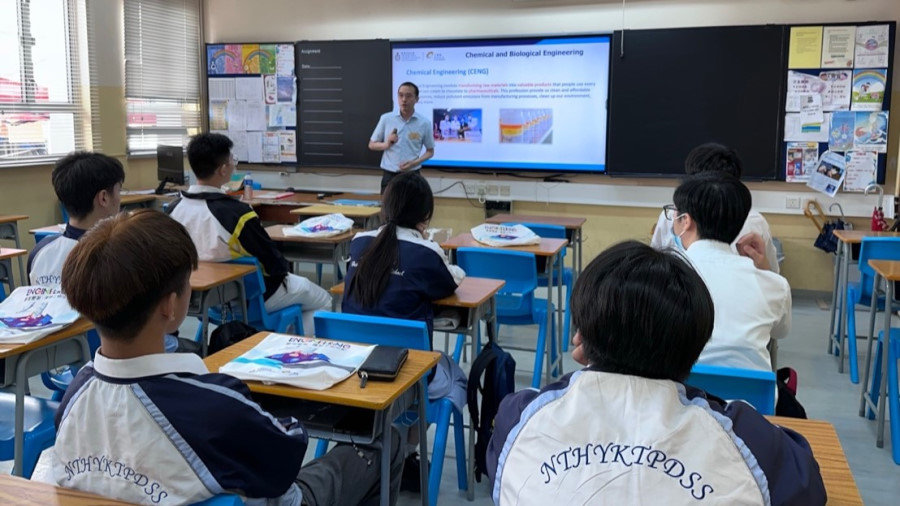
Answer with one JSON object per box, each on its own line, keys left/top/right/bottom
{"left": 5, "top": 286, "right": 899, "bottom": 505}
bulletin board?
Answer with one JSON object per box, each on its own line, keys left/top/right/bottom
{"left": 205, "top": 42, "right": 298, "bottom": 165}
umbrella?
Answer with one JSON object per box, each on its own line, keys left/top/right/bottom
{"left": 865, "top": 184, "right": 888, "bottom": 231}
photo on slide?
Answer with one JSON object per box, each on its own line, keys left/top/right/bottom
{"left": 433, "top": 108, "right": 482, "bottom": 143}
{"left": 499, "top": 108, "right": 553, "bottom": 144}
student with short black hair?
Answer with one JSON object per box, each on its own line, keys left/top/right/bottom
{"left": 487, "top": 241, "right": 825, "bottom": 505}
{"left": 49, "top": 209, "right": 402, "bottom": 505}
{"left": 169, "top": 133, "right": 331, "bottom": 333}
{"left": 343, "top": 171, "right": 465, "bottom": 339}
{"left": 650, "top": 142, "right": 779, "bottom": 272}
{"left": 671, "top": 171, "right": 790, "bottom": 372}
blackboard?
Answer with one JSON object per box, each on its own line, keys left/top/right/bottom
{"left": 607, "top": 25, "right": 788, "bottom": 180}
{"left": 296, "top": 40, "right": 392, "bottom": 168}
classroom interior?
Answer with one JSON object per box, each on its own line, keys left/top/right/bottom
{"left": 2, "top": 0, "right": 900, "bottom": 505}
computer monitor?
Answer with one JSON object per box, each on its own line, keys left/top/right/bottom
{"left": 156, "top": 145, "right": 184, "bottom": 194}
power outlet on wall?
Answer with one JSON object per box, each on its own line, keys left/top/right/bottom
{"left": 785, "top": 197, "right": 801, "bottom": 209}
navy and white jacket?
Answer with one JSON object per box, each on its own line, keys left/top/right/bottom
{"left": 49, "top": 352, "right": 308, "bottom": 505}
{"left": 168, "top": 185, "right": 289, "bottom": 299}
{"left": 342, "top": 226, "right": 465, "bottom": 338}
{"left": 488, "top": 369, "right": 826, "bottom": 505}
{"left": 28, "top": 224, "right": 86, "bottom": 285}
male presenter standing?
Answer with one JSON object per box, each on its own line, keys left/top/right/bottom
{"left": 369, "top": 82, "right": 435, "bottom": 193}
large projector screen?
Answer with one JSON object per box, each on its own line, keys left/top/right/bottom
{"left": 391, "top": 36, "right": 611, "bottom": 173}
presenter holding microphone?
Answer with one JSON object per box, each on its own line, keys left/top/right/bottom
{"left": 369, "top": 82, "right": 435, "bottom": 193}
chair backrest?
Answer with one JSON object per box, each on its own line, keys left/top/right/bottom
{"left": 456, "top": 247, "right": 537, "bottom": 295}
{"left": 686, "top": 363, "right": 776, "bottom": 415}
{"left": 226, "top": 257, "right": 266, "bottom": 322}
{"left": 314, "top": 311, "right": 430, "bottom": 351}
{"left": 858, "top": 237, "right": 900, "bottom": 286}
{"left": 191, "top": 494, "right": 244, "bottom": 506}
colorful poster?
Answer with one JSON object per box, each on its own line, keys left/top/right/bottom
{"left": 788, "top": 26, "right": 823, "bottom": 69}
{"left": 817, "top": 70, "right": 852, "bottom": 111}
{"left": 784, "top": 113, "right": 828, "bottom": 142}
{"left": 853, "top": 111, "right": 889, "bottom": 153}
{"left": 259, "top": 44, "right": 277, "bottom": 74}
{"left": 268, "top": 104, "right": 296, "bottom": 128}
{"left": 843, "top": 150, "right": 878, "bottom": 192}
{"left": 854, "top": 25, "right": 890, "bottom": 68}
{"left": 242, "top": 44, "right": 261, "bottom": 74}
{"left": 277, "top": 76, "right": 294, "bottom": 102}
{"left": 851, "top": 69, "right": 887, "bottom": 111}
{"left": 799, "top": 94, "right": 824, "bottom": 130}
{"left": 821, "top": 26, "right": 856, "bottom": 68}
{"left": 276, "top": 44, "right": 295, "bottom": 77}
{"left": 279, "top": 131, "right": 297, "bottom": 163}
{"left": 786, "top": 142, "right": 819, "bottom": 183}
{"left": 829, "top": 111, "right": 855, "bottom": 151}
{"left": 264, "top": 75, "right": 277, "bottom": 104}
{"left": 786, "top": 71, "right": 830, "bottom": 112}
{"left": 807, "top": 151, "right": 846, "bottom": 197}
{"left": 207, "top": 44, "right": 242, "bottom": 74}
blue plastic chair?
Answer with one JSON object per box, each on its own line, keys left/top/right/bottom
{"left": 198, "top": 257, "right": 303, "bottom": 344}
{"left": 33, "top": 230, "right": 60, "bottom": 244}
{"left": 504, "top": 222, "right": 573, "bottom": 351}
{"left": 842, "top": 237, "right": 900, "bottom": 384}
{"left": 192, "top": 494, "right": 244, "bottom": 505}
{"left": 456, "top": 247, "right": 557, "bottom": 388}
{"left": 686, "top": 364, "right": 777, "bottom": 415}
{"left": 865, "top": 329, "right": 900, "bottom": 465}
{"left": 0, "top": 393, "right": 60, "bottom": 477}
{"left": 312, "top": 312, "right": 467, "bottom": 506}
{"left": 39, "top": 330, "right": 101, "bottom": 402}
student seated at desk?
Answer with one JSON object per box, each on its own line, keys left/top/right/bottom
{"left": 487, "top": 241, "right": 825, "bottom": 505}
{"left": 48, "top": 209, "right": 403, "bottom": 506}
{"left": 343, "top": 171, "right": 465, "bottom": 339}
{"left": 27, "top": 151, "right": 195, "bottom": 353}
{"left": 168, "top": 133, "right": 331, "bottom": 333}
{"left": 650, "top": 143, "right": 779, "bottom": 273}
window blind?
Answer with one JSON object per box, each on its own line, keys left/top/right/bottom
{"left": 0, "top": 0, "right": 89, "bottom": 167}
{"left": 124, "top": 0, "right": 201, "bottom": 156}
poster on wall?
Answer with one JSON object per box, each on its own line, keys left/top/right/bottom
{"left": 843, "top": 150, "right": 878, "bottom": 192}
{"left": 854, "top": 24, "right": 890, "bottom": 68}
{"left": 807, "top": 150, "right": 846, "bottom": 197}
{"left": 821, "top": 26, "right": 856, "bottom": 68}
{"left": 786, "top": 141, "right": 819, "bottom": 183}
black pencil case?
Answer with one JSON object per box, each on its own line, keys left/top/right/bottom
{"left": 358, "top": 345, "right": 408, "bottom": 382}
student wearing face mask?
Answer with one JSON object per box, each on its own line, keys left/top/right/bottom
{"left": 650, "top": 143, "right": 779, "bottom": 273}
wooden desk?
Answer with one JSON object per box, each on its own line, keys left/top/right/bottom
{"left": 0, "top": 318, "right": 93, "bottom": 476}
{"left": 119, "top": 193, "right": 156, "bottom": 209}
{"left": 29, "top": 225, "right": 65, "bottom": 236}
{"left": 0, "top": 248, "right": 28, "bottom": 292}
{"left": 205, "top": 332, "right": 439, "bottom": 506}
{"left": 766, "top": 416, "right": 863, "bottom": 505}
{"left": 291, "top": 204, "right": 381, "bottom": 229}
{"left": 189, "top": 262, "right": 257, "bottom": 355}
{"left": 486, "top": 213, "right": 587, "bottom": 279}
{"left": 247, "top": 192, "right": 323, "bottom": 223}
{"left": 0, "top": 214, "right": 29, "bottom": 283}
{"left": 0, "top": 474, "right": 133, "bottom": 505}
{"left": 265, "top": 225, "right": 357, "bottom": 285}
{"left": 441, "top": 232, "right": 567, "bottom": 389}
{"left": 859, "top": 258, "right": 900, "bottom": 449}
{"left": 828, "top": 231, "right": 900, "bottom": 379}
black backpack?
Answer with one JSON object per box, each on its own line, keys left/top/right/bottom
{"left": 467, "top": 341, "right": 516, "bottom": 482}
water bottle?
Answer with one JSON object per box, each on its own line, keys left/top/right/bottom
{"left": 243, "top": 173, "right": 253, "bottom": 200}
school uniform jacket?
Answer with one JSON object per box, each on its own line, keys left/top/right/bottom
{"left": 168, "top": 185, "right": 288, "bottom": 298}
{"left": 342, "top": 226, "right": 465, "bottom": 337}
{"left": 488, "top": 369, "right": 826, "bottom": 506}
{"left": 27, "top": 224, "right": 86, "bottom": 285}
{"left": 50, "top": 352, "right": 307, "bottom": 505}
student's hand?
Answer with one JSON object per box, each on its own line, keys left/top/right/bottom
{"left": 398, "top": 160, "right": 414, "bottom": 171}
{"left": 571, "top": 332, "right": 588, "bottom": 366}
{"left": 736, "top": 233, "right": 771, "bottom": 271}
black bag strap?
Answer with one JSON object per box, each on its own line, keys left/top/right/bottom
{"left": 467, "top": 343, "right": 498, "bottom": 432}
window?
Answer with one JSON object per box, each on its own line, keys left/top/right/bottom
{"left": 124, "top": 0, "right": 201, "bottom": 156}
{"left": 0, "top": 0, "right": 88, "bottom": 167}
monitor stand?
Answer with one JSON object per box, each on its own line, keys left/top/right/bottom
{"left": 155, "top": 179, "right": 171, "bottom": 195}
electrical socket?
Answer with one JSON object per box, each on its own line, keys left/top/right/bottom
{"left": 474, "top": 181, "right": 486, "bottom": 197}
{"left": 486, "top": 184, "right": 499, "bottom": 196}
{"left": 499, "top": 185, "right": 511, "bottom": 197}
{"left": 785, "top": 197, "right": 801, "bottom": 209}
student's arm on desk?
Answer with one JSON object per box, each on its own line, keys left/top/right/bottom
{"left": 157, "top": 373, "right": 307, "bottom": 498}
{"left": 726, "top": 402, "right": 826, "bottom": 505}
{"left": 416, "top": 243, "right": 465, "bottom": 298}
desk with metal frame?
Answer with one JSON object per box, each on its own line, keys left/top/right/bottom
{"left": 0, "top": 248, "right": 27, "bottom": 293}
{"left": 291, "top": 204, "right": 382, "bottom": 230}
{"left": 0, "top": 318, "right": 93, "bottom": 476}
{"left": 265, "top": 225, "right": 357, "bottom": 285}
{"left": 204, "top": 332, "right": 439, "bottom": 506}
{"left": 188, "top": 262, "right": 255, "bottom": 355}
{"left": 0, "top": 214, "right": 28, "bottom": 283}
{"left": 485, "top": 213, "right": 586, "bottom": 279}
{"left": 441, "top": 233, "right": 567, "bottom": 388}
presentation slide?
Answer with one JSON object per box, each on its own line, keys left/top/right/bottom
{"left": 391, "top": 36, "right": 611, "bottom": 173}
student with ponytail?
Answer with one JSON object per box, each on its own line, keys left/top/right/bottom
{"left": 343, "top": 171, "right": 465, "bottom": 342}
